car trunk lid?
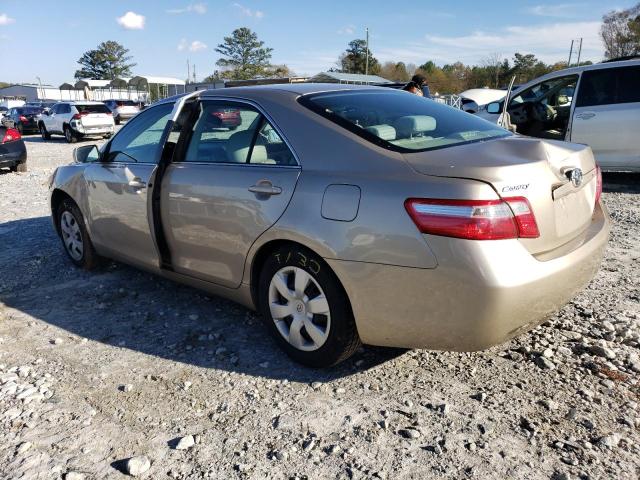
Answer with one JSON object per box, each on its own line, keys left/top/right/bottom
{"left": 402, "top": 136, "right": 598, "bottom": 255}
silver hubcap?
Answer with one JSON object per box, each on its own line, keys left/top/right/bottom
{"left": 60, "top": 211, "right": 83, "bottom": 261}
{"left": 268, "top": 266, "right": 331, "bottom": 351}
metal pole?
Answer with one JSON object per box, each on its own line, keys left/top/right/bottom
{"left": 365, "top": 27, "right": 369, "bottom": 76}
{"left": 576, "top": 38, "right": 583, "bottom": 65}
{"left": 567, "top": 40, "right": 574, "bottom": 67}
{"left": 187, "top": 60, "right": 190, "bottom": 84}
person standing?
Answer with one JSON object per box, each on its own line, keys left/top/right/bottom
{"left": 402, "top": 74, "right": 430, "bottom": 97}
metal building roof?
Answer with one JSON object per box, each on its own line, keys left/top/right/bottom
{"left": 308, "top": 72, "right": 392, "bottom": 84}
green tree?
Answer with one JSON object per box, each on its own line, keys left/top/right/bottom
{"left": 339, "top": 39, "right": 380, "bottom": 74}
{"left": 600, "top": 3, "right": 640, "bottom": 59}
{"left": 379, "top": 61, "right": 410, "bottom": 81}
{"left": 418, "top": 60, "right": 437, "bottom": 74}
{"left": 215, "top": 28, "right": 273, "bottom": 80}
{"left": 74, "top": 41, "right": 136, "bottom": 80}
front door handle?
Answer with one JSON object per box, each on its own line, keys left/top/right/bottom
{"left": 128, "top": 178, "right": 146, "bottom": 189}
{"left": 576, "top": 112, "right": 596, "bottom": 120}
{"left": 248, "top": 181, "right": 282, "bottom": 196}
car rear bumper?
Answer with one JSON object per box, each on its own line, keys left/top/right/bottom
{"left": 72, "top": 124, "right": 114, "bottom": 136}
{"left": 327, "top": 201, "right": 610, "bottom": 351}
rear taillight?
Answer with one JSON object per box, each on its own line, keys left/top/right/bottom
{"left": 1, "top": 128, "right": 21, "bottom": 143}
{"left": 594, "top": 165, "right": 602, "bottom": 207}
{"left": 106, "top": 112, "right": 113, "bottom": 116}
{"left": 405, "top": 196, "right": 539, "bottom": 240}
{"left": 19, "top": 115, "right": 28, "bottom": 123}
{"left": 72, "top": 112, "right": 88, "bottom": 120}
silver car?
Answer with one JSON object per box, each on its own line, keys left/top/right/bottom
{"left": 49, "top": 84, "right": 609, "bottom": 367}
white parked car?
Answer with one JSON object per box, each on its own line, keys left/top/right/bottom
{"left": 103, "top": 99, "right": 141, "bottom": 125}
{"left": 459, "top": 88, "right": 509, "bottom": 114}
{"left": 478, "top": 58, "right": 640, "bottom": 172}
{"left": 39, "top": 101, "right": 115, "bottom": 143}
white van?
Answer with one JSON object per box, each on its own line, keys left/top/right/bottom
{"left": 479, "top": 58, "right": 640, "bottom": 172}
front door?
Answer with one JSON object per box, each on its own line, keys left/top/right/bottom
{"left": 162, "top": 100, "right": 300, "bottom": 288}
{"left": 84, "top": 102, "right": 174, "bottom": 268}
{"left": 571, "top": 65, "right": 640, "bottom": 170}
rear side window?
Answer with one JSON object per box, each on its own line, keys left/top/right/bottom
{"left": 183, "top": 101, "right": 296, "bottom": 166}
{"left": 300, "top": 90, "right": 510, "bottom": 152}
{"left": 576, "top": 66, "right": 640, "bottom": 107}
{"left": 75, "top": 104, "right": 111, "bottom": 115}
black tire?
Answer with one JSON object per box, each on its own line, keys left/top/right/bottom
{"left": 13, "top": 160, "right": 27, "bottom": 173}
{"left": 228, "top": 125, "right": 238, "bottom": 131}
{"left": 56, "top": 199, "right": 102, "bottom": 270}
{"left": 39, "top": 123, "right": 51, "bottom": 140}
{"left": 16, "top": 123, "right": 23, "bottom": 135}
{"left": 103, "top": 133, "right": 112, "bottom": 139}
{"left": 64, "top": 125, "right": 77, "bottom": 144}
{"left": 258, "top": 245, "right": 361, "bottom": 367}
{"left": 115, "top": 116, "right": 120, "bottom": 125}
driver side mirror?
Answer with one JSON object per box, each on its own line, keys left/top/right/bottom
{"left": 486, "top": 102, "right": 501, "bottom": 114}
{"left": 73, "top": 144, "right": 100, "bottom": 163}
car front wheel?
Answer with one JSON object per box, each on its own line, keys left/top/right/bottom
{"left": 39, "top": 123, "right": 51, "bottom": 140}
{"left": 258, "top": 245, "right": 361, "bottom": 367}
{"left": 56, "top": 199, "right": 102, "bottom": 269}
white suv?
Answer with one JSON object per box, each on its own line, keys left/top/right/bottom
{"left": 480, "top": 58, "right": 640, "bottom": 172}
{"left": 39, "top": 101, "right": 115, "bottom": 143}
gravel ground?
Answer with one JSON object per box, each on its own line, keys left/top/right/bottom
{"left": 0, "top": 134, "right": 638, "bottom": 480}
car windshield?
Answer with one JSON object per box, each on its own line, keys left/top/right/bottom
{"left": 18, "top": 107, "right": 44, "bottom": 114}
{"left": 76, "top": 104, "right": 111, "bottom": 114}
{"left": 300, "top": 90, "right": 510, "bottom": 152}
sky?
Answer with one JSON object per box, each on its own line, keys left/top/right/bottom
{"left": 0, "top": 0, "right": 636, "bottom": 86}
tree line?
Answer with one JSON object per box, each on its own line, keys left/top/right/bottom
{"left": 68, "top": 3, "right": 638, "bottom": 92}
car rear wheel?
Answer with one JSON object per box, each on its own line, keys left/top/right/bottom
{"left": 64, "top": 126, "right": 77, "bottom": 144}
{"left": 9, "top": 160, "right": 27, "bottom": 173}
{"left": 56, "top": 199, "right": 102, "bottom": 269}
{"left": 39, "top": 123, "right": 51, "bottom": 140}
{"left": 258, "top": 245, "right": 361, "bottom": 367}
{"left": 16, "top": 123, "right": 23, "bottom": 134}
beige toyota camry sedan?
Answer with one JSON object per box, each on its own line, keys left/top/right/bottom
{"left": 49, "top": 84, "right": 610, "bottom": 367}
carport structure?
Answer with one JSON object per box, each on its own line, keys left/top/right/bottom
{"left": 129, "top": 76, "right": 186, "bottom": 102}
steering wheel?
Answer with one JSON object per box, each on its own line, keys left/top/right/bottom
{"left": 508, "top": 103, "right": 529, "bottom": 123}
{"left": 531, "top": 102, "right": 556, "bottom": 123}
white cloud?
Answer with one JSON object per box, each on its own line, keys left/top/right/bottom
{"left": 526, "top": 3, "right": 584, "bottom": 18}
{"left": 0, "top": 13, "right": 16, "bottom": 26}
{"left": 233, "top": 3, "right": 263, "bottom": 19}
{"left": 338, "top": 25, "right": 355, "bottom": 35}
{"left": 167, "top": 3, "right": 207, "bottom": 15}
{"left": 178, "top": 39, "right": 208, "bottom": 52}
{"left": 116, "top": 11, "right": 145, "bottom": 30}
{"left": 386, "top": 21, "right": 605, "bottom": 65}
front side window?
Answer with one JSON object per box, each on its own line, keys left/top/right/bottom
{"left": 106, "top": 103, "right": 173, "bottom": 163}
{"left": 183, "top": 101, "right": 296, "bottom": 165}
{"left": 576, "top": 66, "right": 640, "bottom": 107}
{"left": 300, "top": 90, "right": 510, "bottom": 152}
{"left": 510, "top": 75, "right": 578, "bottom": 108}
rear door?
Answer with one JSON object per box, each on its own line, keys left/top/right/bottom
{"left": 161, "top": 99, "right": 300, "bottom": 288}
{"left": 571, "top": 65, "right": 640, "bottom": 169}
{"left": 83, "top": 103, "right": 174, "bottom": 267}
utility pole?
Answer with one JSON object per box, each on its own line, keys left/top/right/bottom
{"left": 567, "top": 40, "right": 574, "bottom": 67}
{"left": 576, "top": 38, "right": 583, "bottom": 65}
{"left": 365, "top": 27, "right": 369, "bottom": 76}
{"left": 193, "top": 64, "right": 196, "bottom": 83}
{"left": 187, "top": 60, "right": 190, "bottom": 84}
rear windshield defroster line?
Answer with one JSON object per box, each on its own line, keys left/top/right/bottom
{"left": 298, "top": 90, "right": 511, "bottom": 154}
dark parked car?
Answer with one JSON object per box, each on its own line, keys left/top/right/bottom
{"left": 0, "top": 126, "right": 27, "bottom": 172}
{"left": 1, "top": 106, "right": 44, "bottom": 134}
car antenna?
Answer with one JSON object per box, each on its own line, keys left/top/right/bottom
{"left": 499, "top": 75, "right": 517, "bottom": 133}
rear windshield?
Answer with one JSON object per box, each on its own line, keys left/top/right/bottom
{"left": 17, "top": 107, "right": 44, "bottom": 114}
{"left": 75, "top": 104, "right": 111, "bottom": 114}
{"left": 299, "top": 90, "right": 510, "bottom": 152}
{"left": 116, "top": 100, "right": 138, "bottom": 107}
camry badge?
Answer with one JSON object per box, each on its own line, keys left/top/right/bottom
{"left": 567, "top": 168, "right": 583, "bottom": 188}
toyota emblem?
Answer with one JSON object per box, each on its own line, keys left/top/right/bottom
{"left": 568, "top": 168, "right": 583, "bottom": 188}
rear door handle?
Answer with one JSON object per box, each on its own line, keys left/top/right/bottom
{"left": 248, "top": 182, "right": 282, "bottom": 196}
{"left": 128, "top": 178, "right": 146, "bottom": 189}
{"left": 576, "top": 112, "right": 595, "bottom": 120}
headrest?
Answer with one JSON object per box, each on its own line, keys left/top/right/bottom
{"left": 226, "top": 130, "right": 253, "bottom": 163}
{"left": 365, "top": 124, "right": 397, "bottom": 141}
{"left": 394, "top": 115, "right": 436, "bottom": 138}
